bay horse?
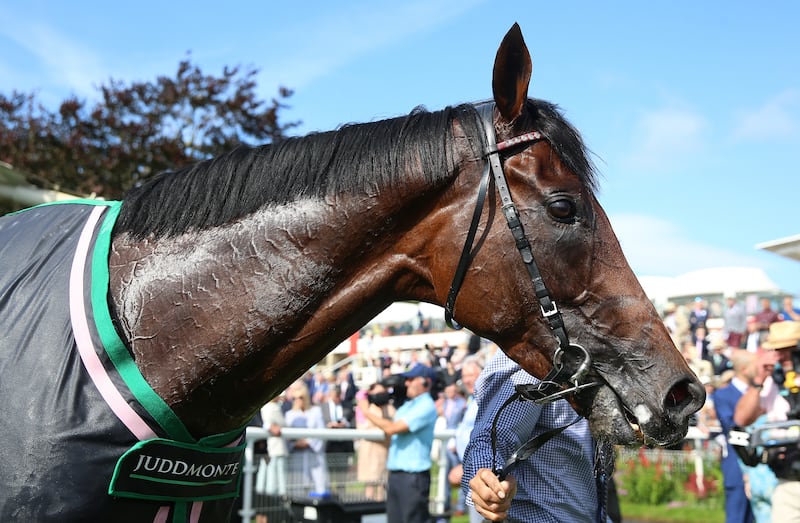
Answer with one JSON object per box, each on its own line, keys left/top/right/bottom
{"left": 0, "top": 23, "right": 704, "bottom": 522}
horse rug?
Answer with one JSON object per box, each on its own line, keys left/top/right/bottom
{"left": 0, "top": 202, "right": 244, "bottom": 522}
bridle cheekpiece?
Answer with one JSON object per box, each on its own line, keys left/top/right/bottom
{"left": 444, "top": 103, "right": 600, "bottom": 404}
{"left": 444, "top": 102, "right": 611, "bottom": 517}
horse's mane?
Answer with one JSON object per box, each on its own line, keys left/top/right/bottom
{"left": 113, "top": 100, "right": 595, "bottom": 239}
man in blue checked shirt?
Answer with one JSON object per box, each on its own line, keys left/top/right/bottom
{"left": 357, "top": 362, "right": 439, "bottom": 523}
{"left": 463, "top": 350, "right": 617, "bottom": 523}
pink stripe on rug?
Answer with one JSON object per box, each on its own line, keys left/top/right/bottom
{"left": 154, "top": 505, "right": 170, "bottom": 523}
{"left": 70, "top": 205, "right": 156, "bottom": 441}
{"left": 190, "top": 501, "right": 204, "bottom": 523}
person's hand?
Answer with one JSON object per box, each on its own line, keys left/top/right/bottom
{"left": 753, "top": 349, "right": 779, "bottom": 385}
{"left": 469, "top": 467, "right": 516, "bottom": 521}
{"left": 448, "top": 463, "right": 463, "bottom": 487}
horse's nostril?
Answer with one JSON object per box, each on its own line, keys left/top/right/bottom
{"left": 667, "top": 382, "right": 689, "bottom": 407}
{"left": 666, "top": 378, "right": 705, "bottom": 415}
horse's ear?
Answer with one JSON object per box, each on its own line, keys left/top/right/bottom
{"left": 492, "top": 23, "right": 532, "bottom": 122}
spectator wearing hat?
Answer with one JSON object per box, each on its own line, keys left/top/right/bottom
{"left": 357, "top": 362, "right": 439, "bottom": 523}
{"left": 735, "top": 321, "right": 800, "bottom": 523}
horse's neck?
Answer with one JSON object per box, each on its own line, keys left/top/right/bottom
{"left": 108, "top": 192, "right": 432, "bottom": 435}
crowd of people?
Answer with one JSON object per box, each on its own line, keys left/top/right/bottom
{"left": 251, "top": 338, "right": 493, "bottom": 523}
{"left": 249, "top": 294, "right": 800, "bottom": 523}
{"left": 251, "top": 331, "right": 622, "bottom": 523}
{"left": 665, "top": 295, "right": 800, "bottom": 523}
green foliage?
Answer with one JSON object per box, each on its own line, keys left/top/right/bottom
{"left": 454, "top": 448, "right": 726, "bottom": 523}
{"left": 616, "top": 448, "right": 724, "bottom": 507}
{"left": 630, "top": 462, "right": 677, "bottom": 504}
{"left": 620, "top": 500, "right": 726, "bottom": 523}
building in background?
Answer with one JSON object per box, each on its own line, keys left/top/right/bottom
{"left": 757, "top": 235, "right": 800, "bottom": 264}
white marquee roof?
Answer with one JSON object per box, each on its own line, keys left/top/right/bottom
{"left": 756, "top": 234, "right": 800, "bottom": 263}
{"left": 639, "top": 266, "right": 782, "bottom": 304}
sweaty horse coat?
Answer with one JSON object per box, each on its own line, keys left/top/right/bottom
{"left": 0, "top": 202, "right": 243, "bottom": 522}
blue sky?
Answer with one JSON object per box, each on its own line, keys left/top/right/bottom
{"left": 1, "top": 1, "right": 798, "bottom": 296}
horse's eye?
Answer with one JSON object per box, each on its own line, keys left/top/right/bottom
{"left": 547, "top": 198, "right": 577, "bottom": 222}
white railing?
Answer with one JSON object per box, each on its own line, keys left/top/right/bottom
{"left": 240, "top": 426, "right": 713, "bottom": 522}
{"left": 239, "top": 426, "right": 456, "bottom": 523}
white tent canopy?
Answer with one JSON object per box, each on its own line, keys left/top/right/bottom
{"left": 639, "top": 266, "right": 781, "bottom": 306}
{"left": 757, "top": 234, "right": 800, "bottom": 263}
{"left": 365, "top": 301, "right": 445, "bottom": 325}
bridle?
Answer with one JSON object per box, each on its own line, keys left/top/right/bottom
{"left": 444, "top": 102, "right": 611, "bottom": 520}
{"left": 444, "top": 102, "right": 599, "bottom": 405}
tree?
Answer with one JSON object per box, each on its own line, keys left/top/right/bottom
{"left": 0, "top": 58, "right": 297, "bottom": 200}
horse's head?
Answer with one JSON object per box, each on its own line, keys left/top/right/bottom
{"left": 434, "top": 24, "right": 705, "bottom": 446}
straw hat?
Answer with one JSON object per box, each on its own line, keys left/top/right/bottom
{"left": 763, "top": 321, "right": 800, "bottom": 350}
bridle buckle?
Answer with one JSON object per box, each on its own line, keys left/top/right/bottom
{"left": 540, "top": 301, "right": 559, "bottom": 319}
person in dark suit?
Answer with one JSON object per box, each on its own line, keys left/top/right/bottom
{"left": 320, "top": 385, "right": 354, "bottom": 494}
{"left": 709, "top": 337, "right": 734, "bottom": 377}
{"left": 320, "top": 386, "right": 354, "bottom": 454}
{"left": 712, "top": 350, "right": 756, "bottom": 523}
{"left": 337, "top": 367, "right": 358, "bottom": 412}
{"left": 689, "top": 297, "right": 709, "bottom": 344}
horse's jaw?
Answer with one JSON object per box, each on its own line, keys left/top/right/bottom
{"left": 580, "top": 385, "right": 691, "bottom": 447}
